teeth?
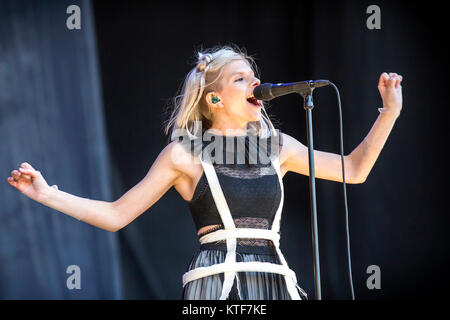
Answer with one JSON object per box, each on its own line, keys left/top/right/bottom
{"left": 247, "top": 93, "right": 255, "bottom": 99}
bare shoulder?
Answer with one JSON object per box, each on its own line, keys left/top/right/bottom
{"left": 161, "top": 139, "right": 202, "bottom": 183}
{"left": 278, "top": 132, "right": 312, "bottom": 177}
{"left": 160, "top": 139, "right": 197, "bottom": 171}
{"left": 160, "top": 139, "right": 204, "bottom": 201}
{"left": 279, "top": 132, "right": 301, "bottom": 164}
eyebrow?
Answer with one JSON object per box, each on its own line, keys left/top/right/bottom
{"left": 231, "top": 71, "right": 255, "bottom": 77}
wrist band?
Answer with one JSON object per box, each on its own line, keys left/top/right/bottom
{"left": 378, "top": 107, "right": 400, "bottom": 117}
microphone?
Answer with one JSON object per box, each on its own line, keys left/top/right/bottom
{"left": 253, "top": 80, "right": 330, "bottom": 101}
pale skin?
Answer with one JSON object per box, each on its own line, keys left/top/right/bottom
{"left": 7, "top": 59, "right": 403, "bottom": 235}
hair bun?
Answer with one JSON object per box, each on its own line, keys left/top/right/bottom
{"left": 196, "top": 53, "right": 213, "bottom": 72}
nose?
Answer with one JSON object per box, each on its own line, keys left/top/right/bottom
{"left": 251, "top": 76, "right": 261, "bottom": 87}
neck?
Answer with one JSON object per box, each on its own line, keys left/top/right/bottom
{"left": 209, "top": 120, "right": 249, "bottom": 136}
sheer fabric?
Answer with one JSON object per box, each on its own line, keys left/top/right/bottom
{"left": 181, "top": 244, "right": 302, "bottom": 300}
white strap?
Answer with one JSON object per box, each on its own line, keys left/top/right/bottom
{"left": 199, "top": 228, "right": 280, "bottom": 244}
{"left": 269, "top": 154, "right": 305, "bottom": 299}
{"left": 182, "top": 261, "right": 297, "bottom": 285}
{"left": 270, "top": 155, "right": 283, "bottom": 233}
{"left": 200, "top": 152, "right": 235, "bottom": 228}
{"left": 195, "top": 226, "right": 302, "bottom": 299}
{"left": 199, "top": 151, "right": 237, "bottom": 300}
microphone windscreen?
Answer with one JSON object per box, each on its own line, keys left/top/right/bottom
{"left": 253, "top": 83, "right": 274, "bottom": 101}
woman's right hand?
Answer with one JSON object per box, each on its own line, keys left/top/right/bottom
{"left": 7, "top": 162, "right": 51, "bottom": 202}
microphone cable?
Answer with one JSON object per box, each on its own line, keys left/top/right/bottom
{"left": 328, "top": 81, "right": 356, "bottom": 300}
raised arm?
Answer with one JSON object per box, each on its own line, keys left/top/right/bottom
{"left": 348, "top": 72, "right": 402, "bottom": 182}
{"left": 7, "top": 141, "right": 185, "bottom": 232}
{"left": 280, "top": 132, "right": 361, "bottom": 183}
{"left": 281, "top": 72, "right": 403, "bottom": 184}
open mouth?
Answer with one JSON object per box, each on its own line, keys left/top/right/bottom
{"left": 246, "top": 93, "right": 261, "bottom": 107}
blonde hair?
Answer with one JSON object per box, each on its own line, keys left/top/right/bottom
{"left": 163, "top": 45, "right": 278, "bottom": 139}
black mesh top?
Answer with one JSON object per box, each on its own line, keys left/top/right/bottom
{"left": 181, "top": 129, "right": 284, "bottom": 240}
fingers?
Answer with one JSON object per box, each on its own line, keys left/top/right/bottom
{"left": 7, "top": 176, "right": 18, "bottom": 187}
{"left": 395, "top": 75, "right": 403, "bottom": 88}
{"left": 10, "top": 169, "right": 32, "bottom": 182}
{"left": 386, "top": 73, "right": 397, "bottom": 87}
{"left": 388, "top": 73, "right": 402, "bottom": 88}
{"left": 378, "top": 72, "right": 389, "bottom": 87}
{"left": 11, "top": 169, "right": 21, "bottom": 180}
{"left": 18, "top": 167, "right": 34, "bottom": 175}
{"left": 16, "top": 162, "right": 37, "bottom": 176}
{"left": 7, "top": 170, "right": 24, "bottom": 187}
{"left": 379, "top": 72, "right": 403, "bottom": 88}
{"left": 20, "top": 162, "right": 34, "bottom": 170}
{"left": 17, "top": 168, "right": 34, "bottom": 180}
{"left": 7, "top": 163, "right": 36, "bottom": 187}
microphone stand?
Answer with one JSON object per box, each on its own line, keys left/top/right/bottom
{"left": 299, "top": 83, "right": 322, "bottom": 300}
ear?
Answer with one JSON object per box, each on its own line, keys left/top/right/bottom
{"left": 205, "top": 92, "right": 224, "bottom": 109}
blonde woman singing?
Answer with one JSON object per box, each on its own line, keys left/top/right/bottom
{"left": 7, "top": 45, "right": 403, "bottom": 300}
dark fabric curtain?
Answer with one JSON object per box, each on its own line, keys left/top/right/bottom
{"left": 0, "top": 0, "right": 122, "bottom": 299}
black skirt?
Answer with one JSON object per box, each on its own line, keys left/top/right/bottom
{"left": 181, "top": 243, "right": 308, "bottom": 300}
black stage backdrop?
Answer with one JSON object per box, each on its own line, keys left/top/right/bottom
{"left": 92, "top": 0, "right": 450, "bottom": 299}
{"left": 1, "top": 0, "right": 448, "bottom": 300}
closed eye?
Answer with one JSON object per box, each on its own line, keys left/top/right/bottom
{"left": 235, "top": 77, "right": 244, "bottom": 82}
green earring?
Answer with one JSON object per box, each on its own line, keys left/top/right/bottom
{"left": 211, "top": 96, "right": 220, "bottom": 104}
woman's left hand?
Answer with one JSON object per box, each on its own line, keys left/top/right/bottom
{"left": 377, "top": 72, "right": 403, "bottom": 115}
